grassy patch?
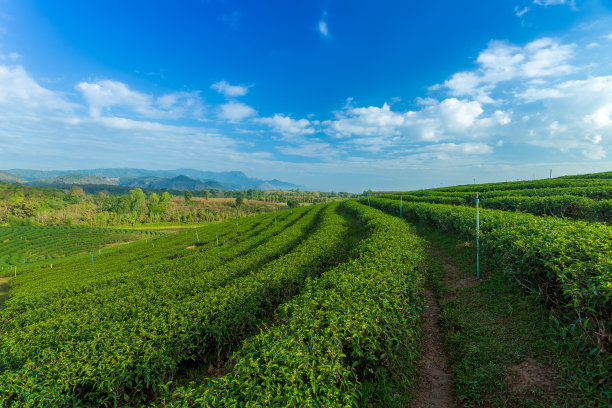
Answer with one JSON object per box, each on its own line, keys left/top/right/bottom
{"left": 411, "top": 221, "right": 610, "bottom": 408}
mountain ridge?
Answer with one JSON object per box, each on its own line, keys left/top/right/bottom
{"left": 2, "top": 168, "right": 305, "bottom": 191}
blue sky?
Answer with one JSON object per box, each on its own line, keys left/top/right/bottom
{"left": 0, "top": 0, "right": 611, "bottom": 192}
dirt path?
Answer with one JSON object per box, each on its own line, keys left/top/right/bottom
{"left": 411, "top": 287, "right": 456, "bottom": 408}
{"left": 0, "top": 276, "right": 10, "bottom": 309}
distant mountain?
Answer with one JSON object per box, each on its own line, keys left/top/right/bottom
{"left": 0, "top": 170, "right": 27, "bottom": 184}
{"left": 4, "top": 168, "right": 305, "bottom": 191}
{"left": 32, "top": 174, "right": 119, "bottom": 186}
{"left": 125, "top": 175, "right": 225, "bottom": 191}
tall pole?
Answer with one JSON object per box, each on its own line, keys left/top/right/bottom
{"left": 216, "top": 234, "right": 219, "bottom": 247}
{"left": 476, "top": 192, "right": 480, "bottom": 279}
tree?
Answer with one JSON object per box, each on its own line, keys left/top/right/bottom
{"left": 70, "top": 185, "right": 85, "bottom": 198}
{"left": 96, "top": 191, "right": 108, "bottom": 203}
{"left": 287, "top": 199, "right": 299, "bottom": 208}
{"left": 160, "top": 191, "right": 173, "bottom": 204}
{"left": 148, "top": 192, "right": 160, "bottom": 205}
{"left": 203, "top": 190, "right": 209, "bottom": 200}
{"left": 184, "top": 190, "right": 193, "bottom": 204}
{"left": 235, "top": 196, "right": 244, "bottom": 206}
{"left": 129, "top": 188, "right": 146, "bottom": 216}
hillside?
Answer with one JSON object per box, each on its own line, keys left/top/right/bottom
{"left": 0, "top": 172, "right": 608, "bottom": 407}
{"left": 0, "top": 181, "right": 282, "bottom": 227}
{"left": 124, "top": 175, "right": 225, "bottom": 191}
{"left": 4, "top": 168, "right": 305, "bottom": 191}
{"left": 0, "top": 171, "right": 27, "bottom": 184}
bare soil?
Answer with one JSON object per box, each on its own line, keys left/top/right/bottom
{"left": 411, "top": 288, "right": 456, "bottom": 408}
{"left": 506, "top": 357, "right": 558, "bottom": 397}
{"left": 0, "top": 277, "right": 10, "bottom": 309}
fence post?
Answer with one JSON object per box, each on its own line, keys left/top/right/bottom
{"left": 400, "top": 196, "right": 403, "bottom": 218}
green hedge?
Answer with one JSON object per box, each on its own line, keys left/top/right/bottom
{"left": 165, "top": 200, "right": 426, "bottom": 407}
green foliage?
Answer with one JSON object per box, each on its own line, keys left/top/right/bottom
{"left": 160, "top": 191, "right": 173, "bottom": 204}
{"left": 165, "top": 201, "right": 426, "bottom": 407}
{"left": 184, "top": 190, "right": 193, "bottom": 204}
{"left": 0, "top": 204, "right": 364, "bottom": 406}
{"left": 0, "top": 226, "right": 148, "bottom": 267}
{"left": 235, "top": 196, "right": 244, "bottom": 206}
{"left": 286, "top": 198, "right": 299, "bottom": 208}
{"left": 362, "top": 197, "right": 612, "bottom": 354}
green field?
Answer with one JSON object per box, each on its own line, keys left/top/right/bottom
{"left": 0, "top": 226, "right": 154, "bottom": 269}
{"left": 0, "top": 173, "right": 609, "bottom": 407}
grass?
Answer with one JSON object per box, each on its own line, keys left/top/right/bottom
{"left": 411, "top": 221, "right": 610, "bottom": 408}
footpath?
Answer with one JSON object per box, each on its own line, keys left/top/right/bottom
{"left": 408, "top": 221, "right": 603, "bottom": 407}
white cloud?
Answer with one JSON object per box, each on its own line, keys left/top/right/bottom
{"left": 582, "top": 145, "right": 606, "bottom": 160}
{"left": 517, "top": 87, "right": 565, "bottom": 102}
{"left": 318, "top": 21, "right": 329, "bottom": 37}
{"left": 533, "top": 0, "right": 575, "bottom": 6}
{"left": 76, "top": 80, "right": 151, "bottom": 117}
{"left": 318, "top": 11, "right": 329, "bottom": 37}
{"left": 586, "top": 104, "right": 612, "bottom": 128}
{"left": 211, "top": 80, "right": 248, "bottom": 97}
{"left": 0, "top": 52, "right": 20, "bottom": 61}
{"left": 277, "top": 141, "right": 337, "bottom": 159}
{"left": 93, "top": 116, "right": 188, "bottom": 132}
{"left": 522, "top": 38, "right": 575, "bottom": 77}
{"left": 218, "top": 101, "right": 256, "bottom": 121}
{"left": 438, "top": 98, "right": 483, "bottom": 130}
{"left": 76, "top": 80, "right": 203, "bottom": 119}
{"left": 259, "top": 114, "right": 316, "bottom": 138}
{"left": 515, "top": 6, "right": 530, "bottom": 17}
{"left": 442, "top": 38, "right": 576, "bottom": 102}
{"left": 326, "top": 102, "right": 409, "bottom": 139}
{"left": 0, "top": 65, "right": 74, "bottom": 112}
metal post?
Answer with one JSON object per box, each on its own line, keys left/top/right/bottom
{"left": 476, "top": 192, "right": 480, "bottom": 279}
{"left": 91, "top": 254, "right": 94, "bottom": 267}
{"left": 367, "top": 195, "right": 370, "bottom": 207}
{"left": 196, "top": 231, "right": 200, "bottom": 243}
{"left": 216, "top": 234, "right": 219, "bottom": 247}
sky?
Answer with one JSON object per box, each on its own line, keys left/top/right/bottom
{"left": 0, "top": 0, "right": 611, "bottom": 192}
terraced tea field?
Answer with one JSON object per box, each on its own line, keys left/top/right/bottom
{"left": 0, "top": 226, "right": 153, "bottom": 268}
{"left": 0, "top": 172, "right": 609, "bottom": 407}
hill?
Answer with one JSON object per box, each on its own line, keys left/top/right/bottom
{"left": 124, "top": 175, "right": 225, "bottom": 191}
{"left": 0, "top": 171, "right": 27, "bottom": 184}
{"left": 31, "top": 173, "right": 119, "bottom": 186}
{"left": 4, "top": 168, "right": 305, "bottom": 191}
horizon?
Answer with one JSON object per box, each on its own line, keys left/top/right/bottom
{"left": 3, "top": 166, "right": 606, "bottom": 194}
{"left": 1, "top": 1, "right": 612, "bottom": 191}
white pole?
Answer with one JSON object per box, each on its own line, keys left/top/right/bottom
{"left": 476, "top": 192, "right": 480, "bottom": 279}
